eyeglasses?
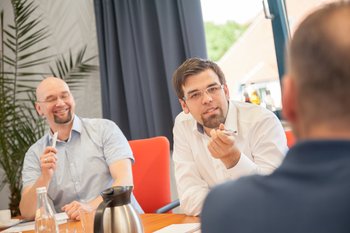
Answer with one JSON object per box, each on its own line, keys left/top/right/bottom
{"left": 183, "top": 84, "right": 224, "bottom": 102}
{"left": 37, "top": 92, "right": 71, "bottom": 104}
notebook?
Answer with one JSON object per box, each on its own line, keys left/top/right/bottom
{"left": 153, "top": 223, "right": 200, "bottom": 233}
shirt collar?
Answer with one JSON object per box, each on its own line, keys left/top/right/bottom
{"left": 47, "top": 115, "right": 82, "bottom": 143}
{"left": 193, "top": 100, "right": 239, "bottom": 136}
{"left": 71, "top": 115, "right": 82, "bottom": 134}
{"left": 283, "top": 140, "right": 350, "bottom": 165}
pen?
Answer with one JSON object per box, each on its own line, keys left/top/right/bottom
{"left": 52, "top": 131, "right": 58, "bottom": 148}
{"left": 222, "top": 129, "right": 237, "bottom": 136}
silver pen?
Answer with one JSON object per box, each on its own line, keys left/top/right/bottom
{"left": 52, "top": 131, "right": 58, "bottom": 148}
{"left": 222, "top": 129, "right": 237, "bottom": 136}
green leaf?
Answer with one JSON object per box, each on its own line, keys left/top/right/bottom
{"left": 204, "top": 21, "right": 248, "bottom": 61}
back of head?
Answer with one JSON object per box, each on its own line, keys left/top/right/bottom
{"left": 289, "top": 1, "right": 350, "bottom": 130}
{"left": 172, "top": 58, "right": 226, "bottom": 99}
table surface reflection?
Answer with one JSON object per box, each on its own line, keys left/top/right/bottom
{"left": 20, "top": 213, "right": 200, "bottom": 233}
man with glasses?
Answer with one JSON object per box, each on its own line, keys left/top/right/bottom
{"left": 19, "top": 77, "right": 143, "bottom": 220}
{"left": 172, "top": 58, "right": 287, "bottom": 216}
{"left": 201, "top": 2, "right": 350, "bottom": 232}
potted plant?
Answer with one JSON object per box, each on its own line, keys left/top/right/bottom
{"left": 0, "top": 0, "right": 98, "bottom": 216}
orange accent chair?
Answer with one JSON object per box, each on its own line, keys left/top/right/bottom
{"left": 129, "top": 136, "right": 179, "bottom": 213}
{"left": 285, "top": 130, "right": 296, "bottom": 148}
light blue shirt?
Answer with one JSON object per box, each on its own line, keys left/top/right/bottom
{"left": 22, "top": 115, "right": 143, "bottom": 213}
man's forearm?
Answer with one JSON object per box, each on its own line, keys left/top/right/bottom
{"left": 180, "top": 189, "right": 208, "bottom": 216}
{"left": 20, "top": 176, "right": 51, "bottom": 219}
{"left": 87, "top": 175, "right": 132, "bottom": 210}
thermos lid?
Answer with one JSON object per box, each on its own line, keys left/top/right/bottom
{"left": 101, "top": 186, "right": 133, "bottom": 207}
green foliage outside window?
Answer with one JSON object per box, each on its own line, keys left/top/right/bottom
{"left": 204, "top": 21, "right": 248, "bottom": 61}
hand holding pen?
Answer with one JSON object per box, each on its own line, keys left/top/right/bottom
{"left": 40, "top": 132, "right": 58, "bottom": 179}
{"left": 207, "top": 124, "right": 241, "bottom": 169}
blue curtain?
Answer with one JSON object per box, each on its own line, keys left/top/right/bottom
{"left": 267, "top": 0, "right": 290, "bottom": 79}
{"left": 93, "top": 0, "right": 207, "bottom": 141}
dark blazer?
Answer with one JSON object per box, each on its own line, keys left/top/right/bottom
{"left": 201, "top": 140, "right": 350, "bottom": 233}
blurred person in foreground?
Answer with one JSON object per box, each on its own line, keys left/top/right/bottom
{"left": 202, "top": 2, "right": 350, "bottom": 232}
{"left": 20, "top": 77, "right": 142, "bottom": 220}
{"left": 172, "top": 58, "right": 287, "bottom": 216}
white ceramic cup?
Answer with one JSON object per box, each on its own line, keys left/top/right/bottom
{"left": 0, "top": 209, "right": 11, "bottom": 223}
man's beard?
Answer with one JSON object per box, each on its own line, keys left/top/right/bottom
{"left": 201, "top": 108, "right": 225, "bottom": 129}
{"left": 54, "top": 111, "right": 72, "bottom": 124}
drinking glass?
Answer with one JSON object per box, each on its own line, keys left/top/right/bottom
{"left": 79, "top": 203, "right": 94, "bottom": 233}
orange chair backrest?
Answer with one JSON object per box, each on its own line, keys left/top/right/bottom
{"left": 129, "top": 136, "right": 171, "bottom": 213}
{"left": 285, "top": 130, "right": 296, "bottom": 148}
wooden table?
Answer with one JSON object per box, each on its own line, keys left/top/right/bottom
{"left": 141, "top": 214, "right": 199, "bottom": 232}
{"left": 20, "top": 214, "right": 200, "bottom": 233}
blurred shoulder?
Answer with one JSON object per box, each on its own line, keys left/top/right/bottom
{"left": 206, "top": 174, "right": 265, "bottom": 206}
{"left": 202, "top": 175, "right": 267, "bottom": 232}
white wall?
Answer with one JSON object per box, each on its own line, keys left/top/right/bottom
{"left": 0, "top": 170, "right": 10, "bottom": 209}
{"left": 36, "top": 0, "right": 102, "bottom": 118}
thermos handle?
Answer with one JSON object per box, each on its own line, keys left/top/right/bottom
{"left": 94, "top": 199, "right": 112, "bottom": 233}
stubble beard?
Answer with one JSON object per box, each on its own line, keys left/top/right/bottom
{"left": 54, "top": 110, "right": 73, "bottom": 124}
{"left": 201, "top": 107, "right": 226, "bottom": 129}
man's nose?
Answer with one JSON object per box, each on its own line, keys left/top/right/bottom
{"left": 201, "top": 90, "right": 213, "bottom": 104}
{"left": 55, "top": 97, "right": 65, "bottom": 105}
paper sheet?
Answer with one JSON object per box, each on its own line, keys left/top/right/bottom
{"left": 153, "top": 223, "right": 201, "bottom": 233}
{"left": 1, "top": 213, "right": 68, "bottom": 233}
{"left": 1, "top": 220, "right": 35, "bottom": 233}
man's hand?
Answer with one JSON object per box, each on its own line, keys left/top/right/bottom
{"left": 62, "top": 200, "right": 99, "bottom": 220}
{"left": 40, "top": 146, "right": 57, "bottom": 180}
{"left": 208, "top": 123, "right": 241, "bottom": 169}
{"left": 62, "top": 201, "right": 85, "bottom": 220}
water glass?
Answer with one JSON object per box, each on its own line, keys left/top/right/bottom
{"left": 79, "top": 204, "right": 95, "bottom": 233}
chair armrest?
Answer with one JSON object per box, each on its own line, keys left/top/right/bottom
{"left": 155, "top": 199, "right": 180, "bottom": 213}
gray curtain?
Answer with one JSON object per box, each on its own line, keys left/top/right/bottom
{"left": 93, "top": 0, "right": 207, "bottom": 141}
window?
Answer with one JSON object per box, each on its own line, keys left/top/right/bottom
{"left": 201, "top": 0, "right": 282, "bottom": 113}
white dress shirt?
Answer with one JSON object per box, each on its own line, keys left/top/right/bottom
{"left": 173, "top": 101, "right": 287, "bottom": 216}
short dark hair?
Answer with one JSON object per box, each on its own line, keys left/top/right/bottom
{"left": 172, "top": 58, "right": 226, "bottom": 99}
{"left": 289, "top": 1, "right": 350, "bottom": 126}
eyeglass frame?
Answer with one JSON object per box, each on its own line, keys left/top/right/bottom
{"left": 36, "top": 91, "right": 72, "bottom": 104}
{"left": 182, "top": 84, "right": 225, "bottom": 102}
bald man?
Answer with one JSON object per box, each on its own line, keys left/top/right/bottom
{"left": 20, "top": 77, "right": 142, "bottom": 220}
{"left": 201, "top": 2, "right": 350, "bottom": 233}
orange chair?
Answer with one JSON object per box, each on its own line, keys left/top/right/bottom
{"left": 285, "top": 130, "right": 296, "bottom": 148}
{"left": 129, "top": 136, "right": 179, "bottom": 213}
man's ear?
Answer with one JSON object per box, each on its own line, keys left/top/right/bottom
{"left": 179, "top": 99, "right": 190, "bottom": 114}
{"left": 282, "top": 74, "right": 297, "bottom": 123}
{"left": 223, "top": 84, "right": 230, "bottom": 100}
{"left": 35, "top": 102, "right": 43, "bottom": 117}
